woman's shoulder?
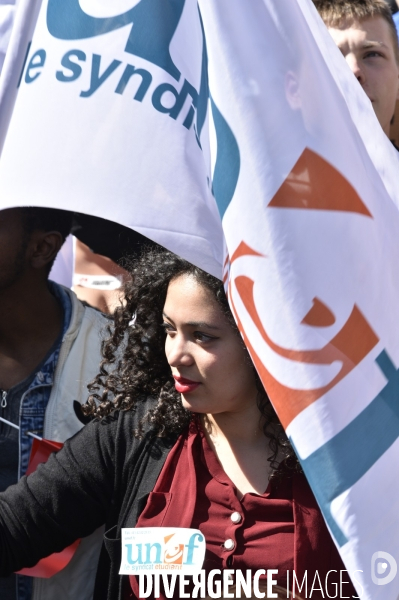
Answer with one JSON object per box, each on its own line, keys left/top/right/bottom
{"left": 70, "top": 398, "right": 182, "bottom": 475}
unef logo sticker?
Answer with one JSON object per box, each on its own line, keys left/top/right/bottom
{"left": 119, "top": 528, "right": 205, "bottom": 575}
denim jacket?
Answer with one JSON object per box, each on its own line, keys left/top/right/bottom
{"left": 18, "top": 282, "right": 72, "bottom": 480}
{"left": 17, "top": 282, "right": 72, "bottom": 600}
{"left": 30, "top": 285, "right": 108, "bottom": 600}
{"left": 5, "top": 283, "right": 107, "bottom": 600}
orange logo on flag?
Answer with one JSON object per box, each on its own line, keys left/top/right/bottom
{"left": 227, "top": 149, "right": 378, "bottom": 428}
{"left": 268, "top": 148, "right": 372, "bottom": 217}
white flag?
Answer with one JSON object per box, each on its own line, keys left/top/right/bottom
{"left": 199, "top": 0, "right": 399, "bottom": 597}
{"left": 0, "top": 0, "right": 223, "bottom": 277}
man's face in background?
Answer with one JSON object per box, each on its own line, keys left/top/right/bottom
{"left": 328, "top": 15, "right": 399, "bottom": 135}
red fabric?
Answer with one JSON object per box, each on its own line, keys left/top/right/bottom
{"left": 127, "top": 422, "right": 355, "bottom": 599}
{"left": 17, "top": 439, "right": 81, "bottom": 578}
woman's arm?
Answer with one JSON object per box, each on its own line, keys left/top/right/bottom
{"left": 0, "top": 412, "right": 121, "bottom": 575}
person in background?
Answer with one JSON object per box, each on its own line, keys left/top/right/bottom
{"left": 313, "top": 0, "right": 399, "bottom": 138}
{"left": 0, "top": 207, "right": 108, "bottom": 600}
{"left": 73, "top": 239, "right": 128, "bottom": 314}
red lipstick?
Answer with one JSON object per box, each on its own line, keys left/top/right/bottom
{"left": 173, "top": 375, "right": 200, "bottom": 394}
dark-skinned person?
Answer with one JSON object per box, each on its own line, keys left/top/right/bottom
{"left": 0, "top": 247, "right": 357, "bottom": 600}
{"left": 0, "top": 207, "right": 108, "bottom": 600}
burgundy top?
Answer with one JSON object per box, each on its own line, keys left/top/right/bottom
{"left": 125, "top": 422, "right": 354, "bottom": 599}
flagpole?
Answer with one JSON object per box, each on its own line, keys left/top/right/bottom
{"left": 0, "top": 416, "right": 42, "bottom": 440}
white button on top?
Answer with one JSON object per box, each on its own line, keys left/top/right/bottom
{"left": 224, "top": 539, "right": 235, "bottom": 551}
{"left": 230, "top": 511, "right": 242, "bottom": 524}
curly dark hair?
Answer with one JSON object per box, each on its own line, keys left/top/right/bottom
{"left": 84, "top": 247, "right": 299, "bottom": 474}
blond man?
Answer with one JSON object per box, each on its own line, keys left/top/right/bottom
{"left": 313, "top": 0, "right": 399, "bottom": 137}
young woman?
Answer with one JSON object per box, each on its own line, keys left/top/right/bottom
{"left": 0, "top": 249, "right": 356, "bottom": 600}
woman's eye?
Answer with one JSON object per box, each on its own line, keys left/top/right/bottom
{"left": 161, "top": 322, "right": 175, "bottom": 334}
{"left": 194, "top": 331, "right": 216, "bottom": 343}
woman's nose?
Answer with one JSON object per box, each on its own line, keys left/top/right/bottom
{"left": 165, "top": 334, "right": 194, "bottom": 367}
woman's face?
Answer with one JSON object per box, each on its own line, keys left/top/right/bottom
{"left": 163, "top": 274, "right": 259, "bottom": 415}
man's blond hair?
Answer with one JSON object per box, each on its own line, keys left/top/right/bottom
{"left": 313, "top": 0, "right": 399, "bottom": 61}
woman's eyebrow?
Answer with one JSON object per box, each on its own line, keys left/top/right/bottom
{"left": 185, "top": 321, "right": 221, "bottom": 330}
{"left": 162, "top": 312, "right": 221, "bottom": 330}
{"left": 162, "top": 311, "right": 174, "bottom": 324}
